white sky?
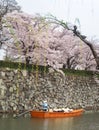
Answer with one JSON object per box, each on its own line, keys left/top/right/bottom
{"left": 16, "top": 0, "right": 99, "bottom": 38}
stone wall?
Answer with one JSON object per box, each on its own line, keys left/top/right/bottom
{"left": 0, "top": 68, "right": 99, "bottom": 113}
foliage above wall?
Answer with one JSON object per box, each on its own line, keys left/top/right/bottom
{"left": 0, "top": 60, "right": 48, "bottom": 72}
{"left": 0, "top": 60, "right": 97, "bottom": 77}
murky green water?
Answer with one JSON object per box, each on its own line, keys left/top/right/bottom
{"left": 0, "top": 112, "right": 99, "bottom": 130}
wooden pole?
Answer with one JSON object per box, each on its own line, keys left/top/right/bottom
{"left": 14, "top": 109, "right": 31, "bottom": 118}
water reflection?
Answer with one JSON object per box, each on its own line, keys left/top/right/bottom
{"left": 41, "top": 118, "right": 73, "bottom": 130}
{"left": 0, "top": 113, "right": 99, "bottom": 130}
{"left": 30, "top": 117, "right": 74, "bottom": 130}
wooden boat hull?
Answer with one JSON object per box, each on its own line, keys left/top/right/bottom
{"left": 30, "top": 109, "right": 84, "bottom": 118}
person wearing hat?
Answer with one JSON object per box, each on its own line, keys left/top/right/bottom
{"left": 42, "top": 100, "right": 48, "bottom": 111}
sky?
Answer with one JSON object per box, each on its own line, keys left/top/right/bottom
{"left": 16, "top": 0, "right": 99, "bottom": 38}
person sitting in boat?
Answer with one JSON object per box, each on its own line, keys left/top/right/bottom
{"left": 42, "top": 100, "right": 48, "bottom": 111}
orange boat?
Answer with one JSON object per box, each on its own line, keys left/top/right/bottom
{"left": 30, "top": 109, "right": 84, "bottom": 118}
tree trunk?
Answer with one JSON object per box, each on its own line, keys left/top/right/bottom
{"left": 75, "top": 33, "right": 99, "bottom": 69}
{"left": 0, "top": 16, "right": 2, "bottom": 48}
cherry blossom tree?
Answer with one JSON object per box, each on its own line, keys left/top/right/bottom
{"left": 2, "top": 12, "right": 50, "bottom": 65}
{"left": 46, "top": 15, "right": 99, "bottom": 70}
{"left": 2, "top": 12, "right": 97, "bottom": 71}
{"left": 0, "top": 0, "right": 20, "bottom": 48}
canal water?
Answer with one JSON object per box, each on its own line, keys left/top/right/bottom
{"left": 0, "top": 112, "right": 99, "bottom": 130}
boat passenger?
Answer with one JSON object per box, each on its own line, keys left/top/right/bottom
{"left": 42, "top": 101, "right": 48, "bottom": 111}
